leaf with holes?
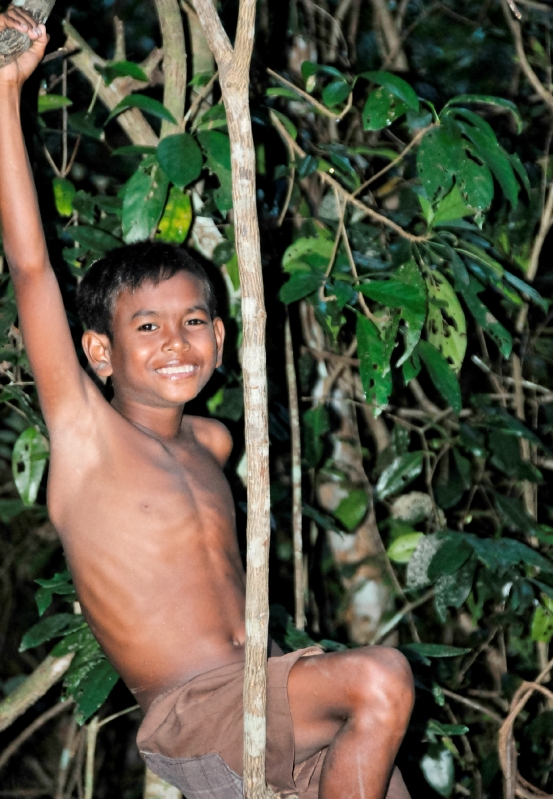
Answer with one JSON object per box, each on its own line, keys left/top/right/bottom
{"left": 463, "top": 277, "right": 512, "bottom": 358}
{"left": 359, "top": 71, "right": 419, "bottom": 111}
{"left": 72, "top": 659, "right": 120, "bottom": 725}
{"left": 12, "top": 428, "right": 49, "bottom": 507}
{"left": 416, "top": 124, "right": 462, "bottom": 202}
{"left": 375, "top": 451, "right": 424, "bottom": 500}
{"left": 358, "top": 279, "right": 425, "bottom": 314}
{"left": 357, "top": 312, "right": 398, "bottom": 416}
{"left": 418, "top": 340, "right": 462, "bottom": 414}
{"left": 433, "top": 185, "right": 474, "bottom": 225}
{"left": 424, "top": 270, "right": 466, "bottom": 373}
{"left": 362, "top": 88, "right": 407, "bottom": 131}
{"left": 444, "top": 94, "right": 523, "bottom": 134}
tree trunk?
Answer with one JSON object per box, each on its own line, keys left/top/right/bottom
{"left": 0, "top": 0, "right": 56, "bottom": 67}
{"left": 191, "top": 1, "right": 274, "bottom": 796}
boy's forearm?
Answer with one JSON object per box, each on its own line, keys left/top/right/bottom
{"left": 0, "top": 84, "right": 50, "bottom": 274}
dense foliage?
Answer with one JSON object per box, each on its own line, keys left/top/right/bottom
{"left": 1, "top": 0, "right": 553, "bottom": 797}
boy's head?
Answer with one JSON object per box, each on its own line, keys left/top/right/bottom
{"left": 76, "top": 242, "right": 217, "bottom": 340}
{"left": 77, "top": 242, "right": 224, "bottom": 408}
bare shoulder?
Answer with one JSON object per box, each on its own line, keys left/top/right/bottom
{"left": 187, "top": 416, "right": 233, "bottom": 466}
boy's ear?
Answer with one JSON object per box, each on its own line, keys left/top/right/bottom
{"left": 81, "top": 330, "right": 113, "bottom": 377}
{"left": 213, "top": 317, "right": 225, "bottom": 368}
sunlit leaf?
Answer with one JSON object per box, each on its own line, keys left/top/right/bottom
{"left": 53, "top": 178, "right": 76, "bottom": 218}
{"left": 424, "top": 270, "right": 467, "bottom": 374}
{"left": 156, "top": 187, "right": 193, "bottom": 244}
{"left": 387, "top": 532, "right": 424, "bottom": 564}
{"left": 38, "top": 94, "right": 72, "bottom": 113}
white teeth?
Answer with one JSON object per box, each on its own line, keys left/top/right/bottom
{"left": 156, "top": 365, "right": 197, "bottom": 374}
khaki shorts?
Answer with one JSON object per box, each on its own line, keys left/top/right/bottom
{"left": 137, "top": 646, "right": 325, "bottom": 798}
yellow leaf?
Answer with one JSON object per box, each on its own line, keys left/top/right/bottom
{"left": 156, "top": 188, "right": 192, "bottom": 244}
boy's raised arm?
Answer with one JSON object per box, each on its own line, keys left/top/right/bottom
{"left": 0, "top": 8, "right": 89, "bottom": 429}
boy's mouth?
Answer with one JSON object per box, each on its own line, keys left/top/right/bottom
{"left": 155, "top": 364, "right": 198, "bottom": 377}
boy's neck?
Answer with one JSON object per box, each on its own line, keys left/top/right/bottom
{"left": 111, "top": 395, "right": 185, "bottom": 440}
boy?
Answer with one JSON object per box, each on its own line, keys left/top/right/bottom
{"left": 0, "top": 8, "right": 414, "bottom": 798}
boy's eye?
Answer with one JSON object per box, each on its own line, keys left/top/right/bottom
{"left": 138, "top": 323, "right": 158, "bottom": 332}
{"left": 186, "top": 318, "right": 206, "bottom": 326}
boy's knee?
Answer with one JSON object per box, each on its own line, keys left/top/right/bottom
{"left": 351, "top": 647, "right": 414, "bottom": 724}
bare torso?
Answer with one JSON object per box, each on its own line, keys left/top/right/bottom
{"left": 47, "top": 389, "right": 246, "bottom": 710}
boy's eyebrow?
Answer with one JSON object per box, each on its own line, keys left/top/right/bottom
{"left": 130, "top": 304, "right": 210, "bottom": 321}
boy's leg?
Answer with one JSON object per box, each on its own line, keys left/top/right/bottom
{"left": 286, "top": 646, "right": 414, "bottom": 799}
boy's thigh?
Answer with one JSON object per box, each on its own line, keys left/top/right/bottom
{"left": 286, "top": 645, "right": 408, "bottom": 765}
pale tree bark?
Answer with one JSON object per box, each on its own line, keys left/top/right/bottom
{"left": 154, "top": 0, "right": 187, "bottom": 137}
{"left": 191, "top": 1, "right": 274, "bottom": 797}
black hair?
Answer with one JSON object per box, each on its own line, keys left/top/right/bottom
{"left": 76, "top": 242, "right": 217, "bottom": 339}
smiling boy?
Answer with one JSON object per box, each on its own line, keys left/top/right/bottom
{"left": 0, "top": 8, "right": 414, "bottom": 799}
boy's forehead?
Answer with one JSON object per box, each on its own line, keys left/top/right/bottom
{"left": 115, "top": 272, "right": 208, "bottom": 314}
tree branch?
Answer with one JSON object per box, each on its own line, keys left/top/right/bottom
{"left": 0, "top": 0, "right": 56, "bottom": 67}
{"left": 191, "top": 0, "right": 232, "bottom": 69}
{"left": 154, "top": 0, "right": 187, "bottom": 137}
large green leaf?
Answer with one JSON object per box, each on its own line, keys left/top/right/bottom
{"left": 427, "top": 534, "right": 473, "bottom": 580}
{"left": 106, "top": 95, "right": 177, "bottom": 125}
{"left": 122, "top": 164, "right": 169, "bottom": 243}
{"left": 334, "top": 489, "right": 368, "bottom": 531}
{"left": 38, "top": 94, "right": 72, "bottom": 113}
{"left": 362, "top": 89, "right": 407, "bottom": 131}
{"left": 463, "top": 277, "right": 512, "bottom": 358}
{"left": 455, "top": 115, "right": 519, "bottom": 206}
{"left": 156, "top": 187, "right": 193, "bottom": 244}
{"left": 279, "top": 273, "right": 322, "bottom": 304}
{"left": 416, "top": 125, "right": 462, "bottom": 202}
{"left": 424, "top": 270, "right": 467, "bottom": 374}
{"left": 197, "top": 131, "right": 232, "bottom": 213}
{"left": 157, "top": 133, "right": 203, "bottom": 190}
{"left": 357, "top": 313, "right": 398, "bottom": 415}
{"left": 322, "top": 80, "right": 351, "bottom": 108}
{"left": 65, "top": 226, "right": 122, "bottom": 253}
{"left": 282, "top": 236, "right": 334, "bottom": 271}
{"left": 12, "top": 428, "right": 49, "bottom": 507}
{"left": 375, "top": 451, "right": 424, "bottom": 500}
{"left": 360, "top": 71, "right": 419, "bottom": 111}
{"left": 358, "top": 278, "right": 425, "bottom": 314}
{"left": 20, "top": 614, "right": 85, "bottom": 652}
{"left": 418, "top": 340, "right": 461, "bottom": 414}
{"left": 53, "top": 178, "right": 76, "bottom": 218}
{"left": 97, "top": 60, "right": 148, "bottom": 86}
{"left": 72, "top": 659, "right": 120, "bottom": 725}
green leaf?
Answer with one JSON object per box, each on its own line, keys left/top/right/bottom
{"left": 504, "top": 271, "right": 548, "bottom": 312}
{"left": 279, "top": 273, "right": 322, "bottom": 304}
{"left": 72, "top": 659, "right": 119, "bottom": 725}
{"left": 106, "top": 95, "right": 177, "bottom": 125}
{"left": 322, "top": 80, "right": 351, "bottom": 108}
{"left": 428, "top": 534, "right": 473, "bottom": 580}
{"left": 358, "top": 278, "right": 425, "bottom": 314}
{"left": 122, "top": 164, "right": 169, "bottom": 243}
{"left": 359, "top": 71, "right": 419, "bottom": 111}
{"left": 531, "top": 603, "right": 553, "bottom": 643}
{"left": 303, "top": 405, "right": 330, "bottom": 468}
{"left": 270, "top": 109, "right": 298, "bottom": 141}
{"left": 0, "top": 498, "right": 26, "bottom": 523}
{"left": 266, "top": 87, "right": 300, "bottom": 100}
{"left": 38, "top": 94, "right": 72, "bottom": 113}
{"left": 357, "top": 312, "right": 398, "bottom": 415}
{"left": 12, "top": 428, "right": 49, "bottom": 507}
{"left": 112, "top": 145, "right": 157, "bottom": 156}
{"left": 434, "top": 558, "right": 476, "bottom": 622}
{"left": 156, "top": 187, "right": 192, "bottom": 243}
{"left": 455, "top": 147, "right": 494, "bottom": 212}
{"left": 334, "top": 489, "right": 368, "bottom": 531}
{"left": 433, "top": 185, "right": 474, "bottom": 225}
{"left": 197, "top": 130, "right": 231, "bottom": 174}
{"left": 427, "top": 720, "right": 469, "bottom": 737}
{"left": 455, "top": 116, "right": 519, "bottom": 207}
{"left": 445, "top": 94, "right": 523, "bottom": 134}
{"left": 157, "top": 133, "right": 203, "bottom": 190}
{"left": 420, "top": 744, "right": 454, "bottom": 797}
{"left": 424, "top": 270, "right": 467, "bottom": 373}
{"left": 387, "top": 532, "right": 425, "bottom": 564}
{"left": 282, "top": 236, "right": 333, "bottom": 270}
{"left": 493, "top": 492, "right": 543, "bottom": 539}
{"left": 362, "top": 88, "right": 407, "bottom": 131}
{"left": 417, "top": 340, "right": 462, "bottom": 414}
{"left": 375, "top": 451, "right": 424, "bottom": 500}
{"left": 297, "top": 155, "right": 319, "bottom": 178}
{"left": 97, "top": 60, "right": 148, "bottom": 86}
{"left": 68, "top": 111, "right": 104, "bottom": 140}
{"left": 20, "top": 614, "right": 85, "bottom": 652}
{"left": 463, "top": 277, "right": 512, "bottom": 358}
{"left": 65, "top": 226, "right": 122, "bottom": 252}
{"left": 53, "top": 178, "right": 76, "bottom": 218}
{"left": 417, "top": 125, "right": 462, "bottom": 202}
{"left": 396, "top": 259, "right": 427, "bottom": 367}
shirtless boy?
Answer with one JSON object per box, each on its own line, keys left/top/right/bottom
{"left": 0, "top": 8, "right": 414, "bottom": 798}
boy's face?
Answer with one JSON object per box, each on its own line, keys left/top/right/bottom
{"left": 92, "top": 272, "right": 224, "bottom": 409}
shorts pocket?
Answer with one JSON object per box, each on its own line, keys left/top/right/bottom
{"left": 142, "top": 751, "right": 243, "bottom": 799}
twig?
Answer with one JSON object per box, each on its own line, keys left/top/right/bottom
{"left": 352, "top": 124, "right": 435, "bottom": 197}
{"left": 369, "top": 588, "right": 434, "bottom": 644}
{"left": 84, "top": 717, "right": 99, "bottom": 799}
{"left": 267, "top": 67, "right": 353, "bottom": 121}
{"left": 285, "top": 315, "right": 305, "bottom": 630}
{"left": 441, "top": 687, "right": 504, "bottom": 725}
{"left": 269, "top": 111, "right": 428, "bottom": 242}
{"left": 306, "top": 346, "right": 360, "bottom": 366}
{"left": 0, "top": 700, "right": 72, "bottom": 773}
{"left": 471, "top": 355, "right": 553, "bottom": 397}
{"left": 185, "top": 71, "right": 219, "bottom": 127}
{"left": 500, "top": 0, "right": 553, "bottom": 111}
{"left": 516, "top": 179, "right": 553, "bottom": 332}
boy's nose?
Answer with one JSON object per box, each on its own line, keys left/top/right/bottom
{"left": 163, "top": 329, "right": 191, "bottom": 352}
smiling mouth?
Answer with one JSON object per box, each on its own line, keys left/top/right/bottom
{"left": 155, "top": 364, "right": 198, "bottom": 376}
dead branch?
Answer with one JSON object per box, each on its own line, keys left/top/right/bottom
{"left": 0, "top": 699, "right": 72, "bottom": 773}
{"left": 154, "top": 0, "right": 187, "bottom": 136}
{"left": 0, "top": 0, "right": 56, "bottom": 67}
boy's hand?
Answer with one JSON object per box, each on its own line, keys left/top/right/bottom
{"left": 0, "top": 6, "right": 48, "bottom": 88}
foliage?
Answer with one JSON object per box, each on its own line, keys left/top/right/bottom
{"left": 2, "top": 0, "right": 553, "bottom": 796}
